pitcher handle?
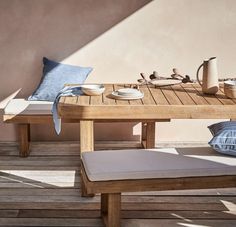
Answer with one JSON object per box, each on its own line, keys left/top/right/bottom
{"left": 196, "top": 63, "right": 203, "bottom": 87}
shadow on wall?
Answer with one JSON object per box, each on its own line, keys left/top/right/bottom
{"left": 0, "top": 0, "right": 151, "bottom": 99}
{"left": 0, "top": 0, "right": 151, "bottom": 141}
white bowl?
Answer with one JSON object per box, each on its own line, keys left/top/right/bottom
{"left": 81, "top": 84, "right": 105, "bottom": 96}
{"left": 224, "top": 80, "right": 236, "bottom": 87}
{"left": 224, "top": 80, "right": 236, "bottom": 98}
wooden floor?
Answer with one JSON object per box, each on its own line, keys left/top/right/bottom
{"left": 0, "top": 142, "right": 236, "bottom": 227}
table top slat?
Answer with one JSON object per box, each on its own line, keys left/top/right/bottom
{"left": 77, "top": 95, "right": 90, "bottom": 106}
{"left": 149, "top": 85, "right": 169, "bottom": 105}
{"left": 63, "top": 96, "right": 78, "bottom": 105}
{"left": 160, "top": 86, "right": 182, "bottom": 105}
{"left": 90, "top": 93, "right": 103, "bottom": 106}
{"left": 181, "top": 84, "right": 208, "bottom": 105}
{"left": 139, "top": 85, "right": 156, "bottom": 105}
{"left": 215, "top": 90, "right": 235, "bottom": 105}
{"left": 103, "top": 84, "right": 116, "bottom": 105}
{"left": 171, "top": 84, "right": 196, "bottom": 105}
{"left": 192, "top": 84, "right": 222, "bottom": 105}
{"left": 59, "top": 96, "right": 66, "bottom": 104}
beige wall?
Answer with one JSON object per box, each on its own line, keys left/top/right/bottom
{"left": 0, "top": 0, "right": 235, "bottom": 143}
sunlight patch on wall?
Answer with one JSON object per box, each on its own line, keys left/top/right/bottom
{"left": 0, "top": 88, "right": 21, "bottom": 110}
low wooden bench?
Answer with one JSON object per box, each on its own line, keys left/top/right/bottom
{"left": 81, "top": 147, "right": 236, "bottom": 227}
{"left": 3, "top": 99, "right": 167, "bottom": 157}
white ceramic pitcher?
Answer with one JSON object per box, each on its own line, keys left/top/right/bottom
{"left": 196, "top": 57, "right": 219, "bottom": 94}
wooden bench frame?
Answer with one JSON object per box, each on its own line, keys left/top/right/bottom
{"left": 81, "top": 163, "right": 236, "bottom": 227}
{"left": 3, "top": 114, "right": 169, "bottom": 157}
{"left": 3, "top": 115, "right": 82, "bottom": 157}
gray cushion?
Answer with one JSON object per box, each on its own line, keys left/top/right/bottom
{"left": 4, "top": 99, "right": 52, "bottom": 115}
{"left": 82, "top": 148, "right": 236, "bottom": 182}
{"left": 208, "top": 121, "right": 236, "bottom": 156}
{"left": 28, "top": 57, "right": 92, "bottom": 102}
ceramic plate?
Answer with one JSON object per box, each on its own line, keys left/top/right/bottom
{"left": 117, "top": 88, "right": 141, "bottom": 96}
{"left": 111, "top": 91, "right": 144, "bottom": 100}
{"left": 150, "top": 79, "right": 181, "bottom": 87}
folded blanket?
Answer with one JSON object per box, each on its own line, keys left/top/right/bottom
{"left": 52, "top": 86, "right": 83, "bottom": 134}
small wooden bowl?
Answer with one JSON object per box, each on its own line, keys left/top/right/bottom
{"left": 224, "top": 80, "right": 236, "bottom": 98}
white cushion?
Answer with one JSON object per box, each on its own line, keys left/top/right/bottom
{"left": 4, "top": 99, "right": 53, "bottom": 115}
{"left": 82, "top": 147, "right": 236, "bottom": 181}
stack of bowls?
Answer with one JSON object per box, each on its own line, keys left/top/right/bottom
{"left": 224, "top": 80, "right": 236, "bottom": 98}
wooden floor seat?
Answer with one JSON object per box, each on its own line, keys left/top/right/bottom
{"left": 81, "top": 147, "right": 236, "bottom": 227}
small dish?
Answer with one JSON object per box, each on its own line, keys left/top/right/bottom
{"left": 81, "top": 84, "right": 105, "bottom": 96}
{"left": 224, "top": 80, "right": 236, "bottom": 98}
{"left": 117, "top": 88, "right": 141, "bottom": 96}
{"left": 150, "top": 79, "right": 181, "bottom": 87}
{"left": 111, "top": 91, "right": 144, "bottom": 100}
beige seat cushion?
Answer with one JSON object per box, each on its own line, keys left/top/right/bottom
{"left": 4, "top": 99, "right": 53, "bottom": 115}
{"left": 82, "top": 147, "right": 236, "bottom": 182}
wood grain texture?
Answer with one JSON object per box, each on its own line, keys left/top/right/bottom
{"left": 58, "top": 83, "right": 236, "bottom": 120}
{"left": 80, "top": 120, "right": 94, "bottom": 153}
{"left": 102, "top": 193, "right": 121, "bottom": 227}
{"left": 145, "top": 122, "right": 155, "bottom": 148}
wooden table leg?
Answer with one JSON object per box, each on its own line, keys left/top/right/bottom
{"left": 146, "top": 122, "right": 156, "bottom": 148}
{"left": 80, "top": 120, "right": 94, "bottom": 153}
{"left": 80, "top": 120, "right": 94, "bottom": 197}
{"left": 101, "top": 193, "right": 121, "bottom": 227}
{"left": 141, "top": 122, "right": 147, "bottom": 146}
{"left": 18, "top": 123, "right": 30, "bottom": 157}
{"left": 142, "top": 122, "right": 155, "bottom": 149}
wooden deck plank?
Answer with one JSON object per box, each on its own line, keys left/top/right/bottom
{"left": 16, "top": 209, "right": 236, "bottom": 220}
{"left": 122, "top": 219, "right": 236, "bottom": 227}
{"left": 0, "top": 201, "right": 229, "bottom": 211}
{"left": 0, "top": 218, "right": 103, "bottom": 226}
{"left": 0, "top": 142, "right": 236, "bottom": 226}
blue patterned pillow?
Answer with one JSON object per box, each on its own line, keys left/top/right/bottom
{"left": 28, "top": 57, "right": 92, "bottom": 101}
{"left": 208, "top": 121, "right": 236, "bottom": 156}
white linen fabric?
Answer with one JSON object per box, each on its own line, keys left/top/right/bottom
{"left": 4, "top": 99, "right": 53, "bottom": 115}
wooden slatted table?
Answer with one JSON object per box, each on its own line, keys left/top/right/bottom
{"left": 58, "top": 83, "right": 236, "bottom": 153}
